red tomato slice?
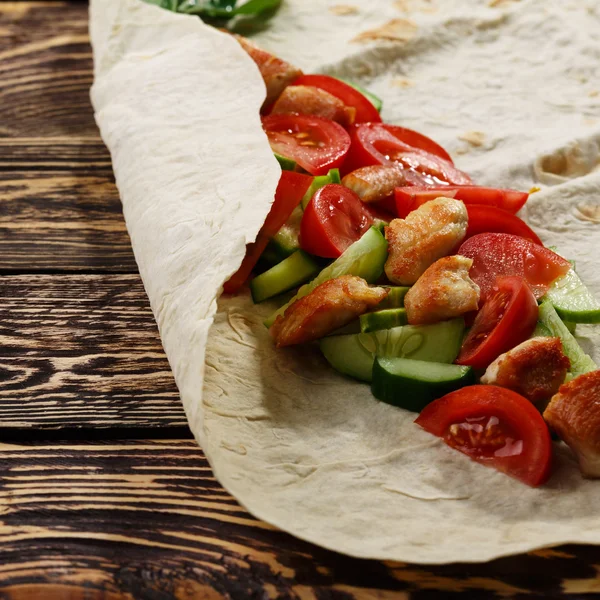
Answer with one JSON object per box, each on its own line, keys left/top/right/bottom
{"left": 394, "top": 185, "right": 529, "bottom": 218}
{"left": 222, "top": 237, "right": 270, "bottom": 295}
{"left": 415, "top": 385, "right": 552, "bottom": 487}
{"left": 300, "top": 184, "right": 374, "bottom": 258}
{"left": 345, "top": 123, "right": 471, "bottom": 185}
{"left": 224, "top": 171, "right": 312, "bottom": 293}
{"left": 458, "top": 233, "right": 570, "bottom": 301}
{"left": 465, "top": 205, "right": 543, "bottom": 245}
{"left": 456, "top": 276, "right": 538, "bottom": 369}
{"left": 375, "top": 194, "right": 399, "bottom": 216}
{"left": 262, "top": 114, "right": 351, "bottom": 176}
{"left": 293, "top": 74, "right": 382, "bottom": 124}
{"left": 383, "top": 124, "right": 454, "bottom": 163}
{"left": 262, "top": 171, "right": 313, "bottom": 238}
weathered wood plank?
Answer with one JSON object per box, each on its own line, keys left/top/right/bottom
{"left": 0, "top": 3, "right": 137, "bottom": 273}
{"left": 0, "top": 2, "right": 98, "bottom": 139}
{"left": 0, "top": 439, "right": 596, "bottom": 600}
{"left": 0, "top": 275, "right": 187, "bottom": 431}
{"left": 1, "top": 1, "right": 598, "bottom": 596}
{"left": 0, "top": 172, "right": 136, "bottom": 272}
{"left": 0, "top": 139, "right": 111, "bottom": 170}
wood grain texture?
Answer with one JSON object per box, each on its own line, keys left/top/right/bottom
{"left": 0, "top": 439, "right": 597, "bottom": 600}
{"left": 0, "top": 172, "right": 136, "bottom": 272}
{"left": 0, "top": 2, "right": 97, "bottom": 139}
{"left": 0, "top": 275, "right": 187, "bottom": 431}
{"left": 0, "top": 2, "right": 136, "bottom": 272}
{"left": 0, "top": 138, "right": 111, "bottom": 170}
{"left": 1, "top": 0, "right": 600, "bottom": 597}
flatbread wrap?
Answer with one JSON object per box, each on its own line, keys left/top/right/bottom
{"left": 90, "top": 0, "right": 600, "bottom": 563}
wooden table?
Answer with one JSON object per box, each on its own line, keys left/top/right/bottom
{"left": 1, "top": 2, "right": 599, "bottom": 598}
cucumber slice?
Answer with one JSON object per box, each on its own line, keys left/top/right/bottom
{"left": 264, "top": 206, "right": 302, "bottom": 264}
{"left": 319, "top": 318, "right": 464, "bottom": 382}
{"left": 268, "top": 226, "right": 299, "bottom": 260}
{"left": 300, "top": 168, "right": 341, "bottom": 209}
{"left": 538, "top": 300, "right": 597, "bottom": 376}
{"left": 320, "top": 334, "right": 374, "bottom": 382}
{"left": 372, "top": 357, "right": 473, "bottom": 412}
{"left": 532, "top": 321, "right": 552, "bottom": 338}
{"left": 265, "top": 226, "right": 388, "bottom": 327}
{"left": 259, "top": 245, "right": 284, "bottom": 268}
{"left": 378, "top": 286, "right": 410, "bottom": 309}
{"left": 544, "top": 268, "right": 600, "bottom": 323}
{"left": 251, "top": 251, "right": 320, "bottom": 303}
{"left": 335, "top": 77, "right": 383, "bottom": 112}
{"left": 533, "top": 317, "right": 575, "bottom": 336}
{"left": 301, "top": 175, "right": 329, "bottom": 210}
{"left": 274, "top": 153, "right": 297, "bottom": 171}
{"left": 360, "top": 308, "right": 407, "bottom": 332}
{"left": 328, "top": 168, "right": 341, "bottom": 184}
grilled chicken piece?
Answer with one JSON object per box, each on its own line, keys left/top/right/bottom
{"left": 271, "top": 85, "right": 356, "bottom": 128}
{"left": 234, "top": 35, "right": 303, "bottom": 108}
{"left": 404, "top": 256, "right": 479, "bottom": 325}
{"left": 481, "top": 337, "right": 570, "bottom": 408}
{"left": 384, "top": 198, "right": 468, "bottom": 285}
{"left": 342, "top": 165, "right": 408, "bottom": 204}
{"left": 270, "top": 275, "right": 388, "bottom": 347}
{"left": 544, "top": 370, "right": 600, "bottom": 477}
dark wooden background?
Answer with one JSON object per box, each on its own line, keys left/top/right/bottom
{"left": 1, "top": 1, "right": 600, "bottom": 598}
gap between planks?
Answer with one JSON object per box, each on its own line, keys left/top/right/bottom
{"left": 0, "top": 439, "right": 595, "bottom": 599}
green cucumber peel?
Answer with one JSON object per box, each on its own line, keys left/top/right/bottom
{"left": 319, "top": 318, "right": 464, "bottom": 383}
{"left": 378, "top": 286, "right": 410, "bottom": 309}
{"left": 371, "top": 357, "right": 473, "bottom": 412}
{"left": 265, "top": 226, "right": 388, "bottom": 327}
{"left": 360, "top": 308, "right": 408, "bottom": 333}
{"left": 251, "top": 250, "right": 320, "bottom": 303}
{"left": 537, "top": 300, "right": 597, "bottom": 377}
{"left": 328, "top": 168, "right": 341, "bottom": 184}
{"left": 532, "top": 321, "right": 552, "bottom": 338}
{"left": 274, "top": 153, "right": 297, "bottom": 171}
{"left": 264, "top": 206, "right": 303, "bottom": 265}
{"left": 544, "top": 267, "right": 600, "bottom": 324}
{"left": 300, "top": 169, "right": 342, "bottom": 210}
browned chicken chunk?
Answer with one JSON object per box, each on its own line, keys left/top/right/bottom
{"left": 270, "top": 275, "right": 388, "bottom": 347}
{"left": 341, "top": 165, "right": 407, "bottom": 204}
{"left": 271, "top": 85, "right": 355, "bottom": 128}
{"left": 481, "top": 337, "right": 570, "bottom": 408}
{"left": 234, "top": 35, "right": 303, "bottom": 108}
{"left": 384, "top": 198, "right": 468, "bottom": 285}
{"left": 544, "top": 370, "right": 600, "bottom": 477}
{"left": 404, "top": 255, "right": 480, "bottom": 325}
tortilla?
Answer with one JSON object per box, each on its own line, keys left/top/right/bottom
{"left": 90, "top": 0, "right": 600, "bottom": 563}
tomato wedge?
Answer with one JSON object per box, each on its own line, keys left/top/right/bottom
{"left": 224, "top": 171, "right": 312, "bottom": 293}
{"left": 415, "top": 385, "right": 552, "bottom": 487}
{"left": 465, "top": 205, "right": 543, "bottom": 245}
{"left": 293, "top": 74, "right": 382, "bottom": 124}
{"left": 456, "top": 276, "right": 538, "bottom": 369}
{"left": 300, "top": 184, "right": 374, "bottom": 258}
{"left": 458, "top": 233, "right": 570, "bottom": 301}
{"left": 383, "top": 124, "right": 454, "bottom": 163}
{"left": 262, "top": 114, "right": 351, "bottom": 176}
{"left": 345, "top": 123, "right": 471, "bottom": 185}
{"left": 394, "top": 185, "right": 529, "bottom": 218}
{"left": 261, "top": 171, "right": 313, "bottom": 238}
